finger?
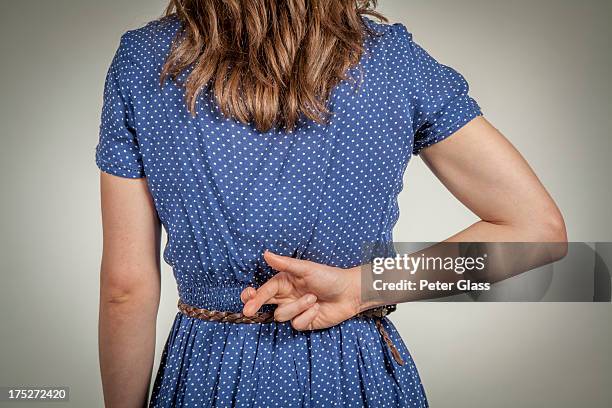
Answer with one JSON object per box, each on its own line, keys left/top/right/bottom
{"left": 240, "top": 287, "right": 256, "bottom": 304}
{"left": 242, "top": 276, "right": 281, "bottom": 316}
{"left": 291, "top": 303, "right": 320, "bottom": 331}
{"left": 263, "top": 250, "right": 313, "bottom": 278}
{"left": 274, "top": 294, "right": 317, "bottom": 322}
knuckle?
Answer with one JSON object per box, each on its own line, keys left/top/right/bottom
{"left": 274, "top": 309, "right": 287, "bottom": 322}
{"left": 291, "top": 320, "right": 305, "bottom": 331}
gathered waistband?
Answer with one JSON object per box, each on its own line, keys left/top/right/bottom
{"left": 177, "top": 284, "right": 274, "bottom": 313}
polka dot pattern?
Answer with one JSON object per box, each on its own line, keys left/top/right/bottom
{"left": 95, "top": 14, "right": 481, "bottom": 407}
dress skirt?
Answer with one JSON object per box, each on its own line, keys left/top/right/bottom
{"left": 149, "top": 293, "right": 428, "bottom": 407}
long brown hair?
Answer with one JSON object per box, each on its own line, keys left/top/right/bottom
{"left": 160, "top": 0, "right": 386, "bottom": 132}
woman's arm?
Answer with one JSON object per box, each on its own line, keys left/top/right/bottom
{"left": 98, "top": 172, "right": 161, "bottom": 408}
{"left": 420, "top": 115, "right": 566, "bottom": 243}
{"left": 354, "top": 116, "right": 568, "bottom": 307}
{"left": 242, "top": 116, "right": 567, "bottom": 329}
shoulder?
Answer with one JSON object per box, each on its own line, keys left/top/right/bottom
{"left": 115, "top": 14, "right": 182, "bottom": 71}
{"left": 361, "top": 16, "right": 414, "bottom": 47}
{"left": 359, "top": 16, "right": 418, "bottom": 69}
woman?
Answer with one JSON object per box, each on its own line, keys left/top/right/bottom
{"left": 96, "top": 1, "right": 566, "bottom": 407}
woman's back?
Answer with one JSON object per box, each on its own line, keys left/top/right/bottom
{"left": 96, "top": 13, "right": 480, "bottom": 294}
{"left": 96, "top": 11, "right": 480, "bottom": 407}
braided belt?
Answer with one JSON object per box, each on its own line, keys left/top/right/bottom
{"left": 177, "top": 299, "right": 404, "bottom": 365}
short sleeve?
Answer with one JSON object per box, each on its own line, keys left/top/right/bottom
{"left": 393, "top": 24, "right": 483, "bottom": 156}
{"left": 94, "top": 33, "right": 145, "bottom": 178}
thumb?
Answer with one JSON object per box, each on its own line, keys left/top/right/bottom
{"left": 263, "top": 250, "right": 311, "bottom": 278}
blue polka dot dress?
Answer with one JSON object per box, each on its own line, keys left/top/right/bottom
{"left": 95, "top": 14, "right": 482, "bottom": 408}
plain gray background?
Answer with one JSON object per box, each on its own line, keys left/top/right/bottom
{"left": 1, "top": 0, "right": 611, "bottom": 407}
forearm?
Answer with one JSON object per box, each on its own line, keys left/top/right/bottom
{"left": 358, "top": 219, "right": 567, "bottom": 310}
{"left": 99, "top": 290, "right": 159, "bottom": 408}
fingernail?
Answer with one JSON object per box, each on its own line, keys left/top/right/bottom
{"left": 306, "top": 294, "right": 317, "bottom": 304}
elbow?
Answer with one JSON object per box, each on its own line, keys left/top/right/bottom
{"left": 102, "top": 288, "right": 138, "bottom": 305}
{"left": 533, "top": 208, "right": 568, "bottom": 262}
{"left": 539, "top": 209, "right": 567, "bottom": 243}
{"left": 506, "top": 206, "right": 567, "bottom": 243}
{"left": 100, "top": 272, "right": 161, "bottom": 308}
{"left": 501, "top": 205, "right": 568, "bottom": 261}
{"left": 100, "top": 286, "right": 161, "bottom": 317}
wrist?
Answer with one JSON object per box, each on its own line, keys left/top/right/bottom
{"left": 349, "top": 264, "right": 386, "bottom": 314}
{"left": 358, "top": 298, "right": 386, "bottom": 313}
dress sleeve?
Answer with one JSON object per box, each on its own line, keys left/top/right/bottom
{"left": 94, "top": 33, "right": 145, "bottom": 178}
{"left": 393, "top": 23, "right": 483, "bottom": 156}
